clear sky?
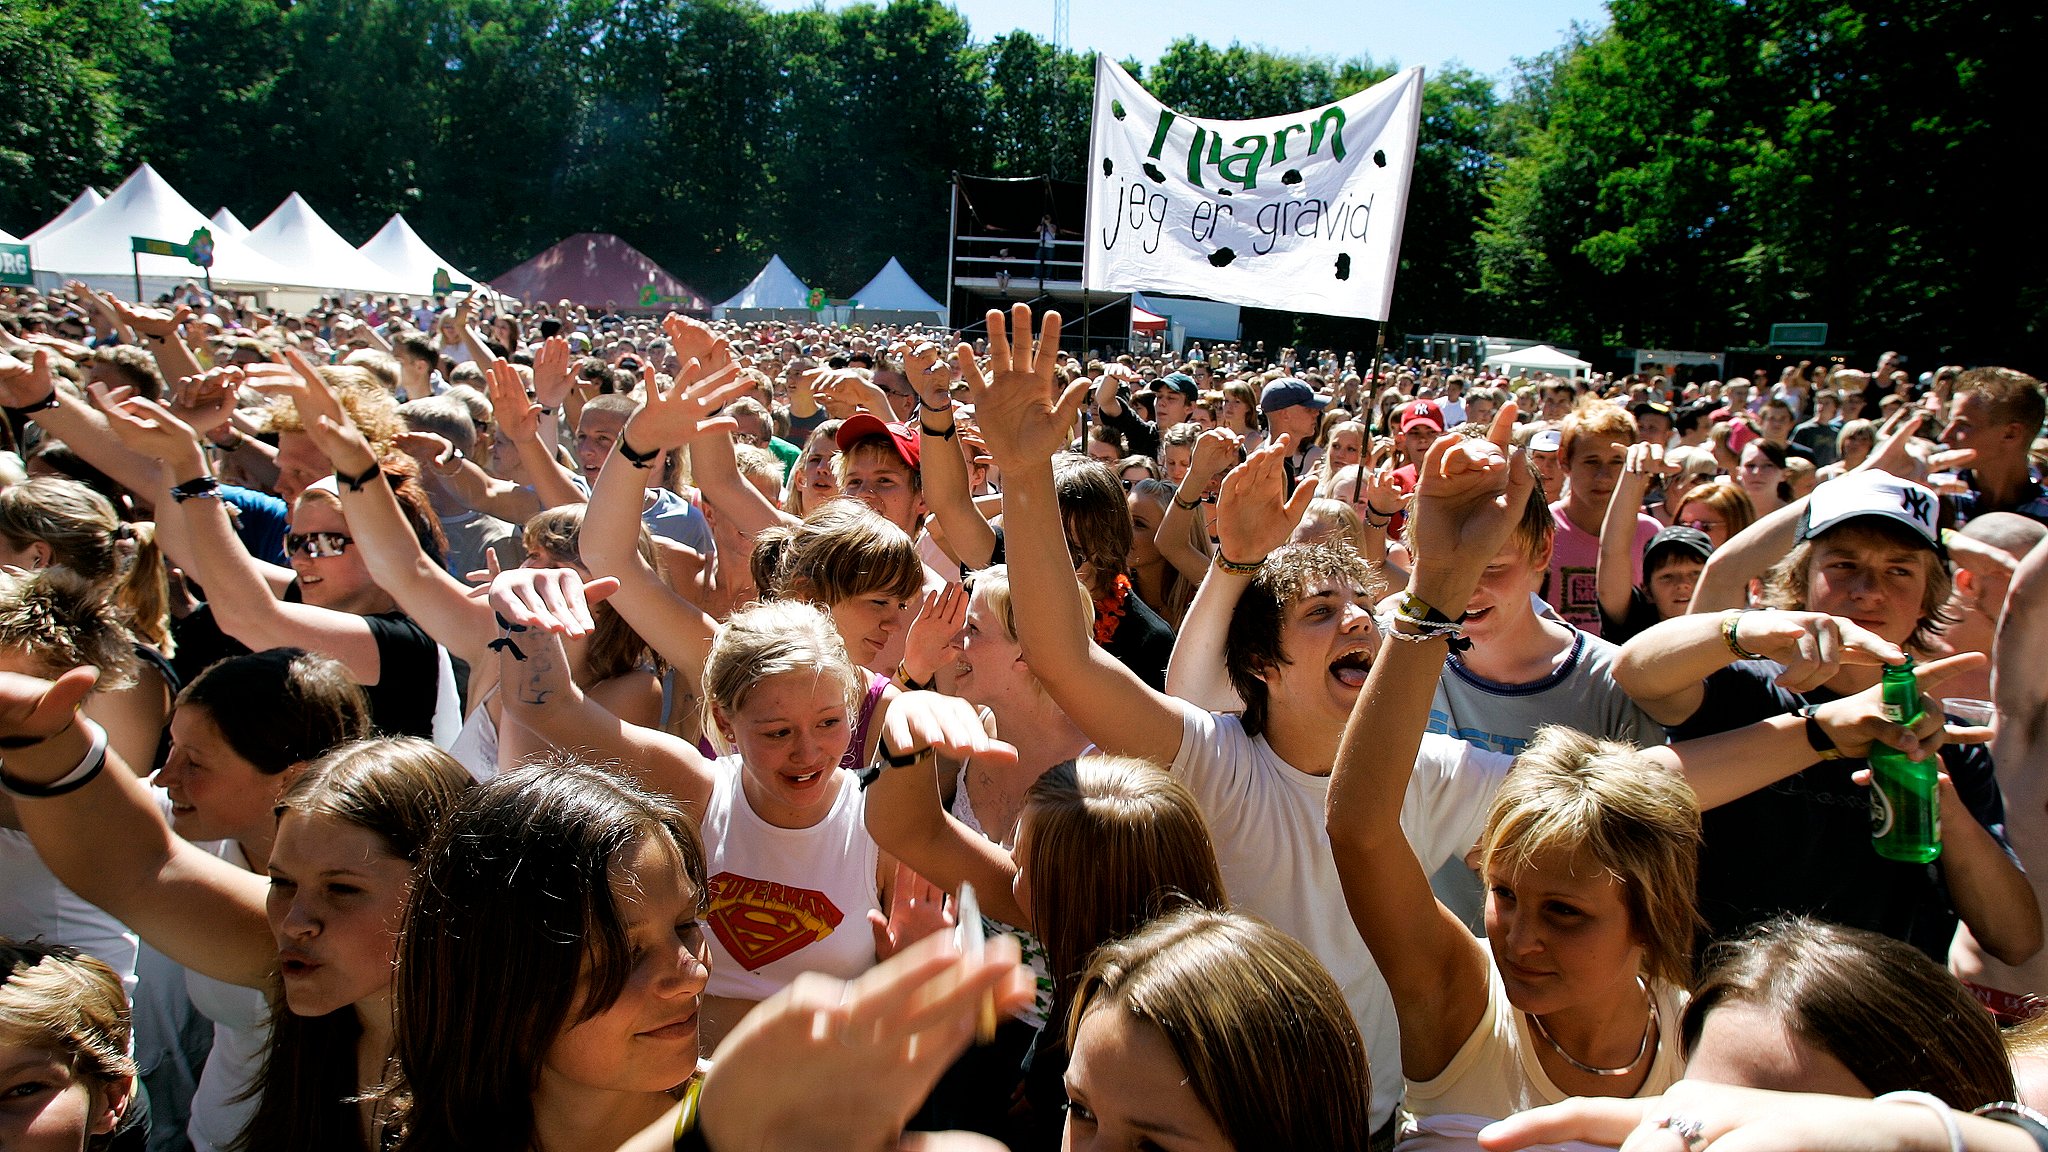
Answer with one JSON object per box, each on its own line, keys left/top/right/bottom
{"left": 758, "top": 0, "right": 1609, "bottom": 87}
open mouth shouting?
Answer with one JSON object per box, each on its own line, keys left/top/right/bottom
{"left": 1329, "top": 648, "right": 1373, "bottom": 688}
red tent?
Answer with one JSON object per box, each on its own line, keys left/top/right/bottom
{"left": 1130, "top": 303, "right": 1168, "bottom": 332}
{"left": 489, "top": 233, "right": 707, "bottom": 312}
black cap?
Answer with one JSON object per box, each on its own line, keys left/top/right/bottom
{"left": 1643, "top": 525, "right": 1713, "bottom": 568}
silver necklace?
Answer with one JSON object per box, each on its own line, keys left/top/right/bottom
{"left": 1527, "top": 977, "right": 1657, "bottom": 1077}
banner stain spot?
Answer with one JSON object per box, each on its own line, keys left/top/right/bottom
{"left": 1111, "top": 99, "right": 1126, "bottom": 120}
{"left": 1209, "top": 247, "right": 1237, "bottom": 267}
{"left": 1103, "top": 158, "right": 1114, "bottom": 176}
{"left": 1142, "top": 162, "right": 1166, "bottom": 184}
{"left": 1282, "top": 169, "right": 1303, "bottom": 185}
{"left": 1335, "top": 252, "right": 1352, "bottom": 280}
{"left": 1373, "top": 149, "right": 1387, "bottom": 167}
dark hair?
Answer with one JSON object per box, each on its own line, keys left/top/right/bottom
{"left": 1053, "top": 454, "right": 1136, "bottom": 591}
{"left": 1683, "top": 917, "right": 2015, "bottom": 1108}
{"left": 178, "top": 650, "right": 373, "bottom": 774}
{"left": 391, "top": 760, "right": 707, "bottom": 1152}
{"left": 751, "top": 498, "right": 923, "bottom": 607}
{"left": 233, "top": 738, "right": 474, "bottom": 1152}
{"left": 1224, "top": 540, "right": 1376, "bottom": 736}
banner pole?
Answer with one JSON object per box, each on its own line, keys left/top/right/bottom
{"left": 1366, "top": 319, "right": 1387, "bottom": 433}
{"left": 133, "top": 251, "right": 142, "bottom": 303}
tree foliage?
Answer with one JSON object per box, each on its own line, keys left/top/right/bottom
{"left": 3, "top": 0, "right": 2035, "bottom": 358}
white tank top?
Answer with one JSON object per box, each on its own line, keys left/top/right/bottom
{"left": 182, "top": 839, "right": 271, "bottom": 1152}
{"left": 700, "top": 755, "right": 879, "bottom": 1001}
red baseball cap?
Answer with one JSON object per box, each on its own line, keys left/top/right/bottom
{"left": 835, "top": 411, "right": 921, "bottom": 469}
{"left": 1397, "top": 399, "right": 1445, "bottom": 434}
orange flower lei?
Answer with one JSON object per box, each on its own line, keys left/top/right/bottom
{"left": 1093, "top": 573, "right": 1132, "bottom": 645}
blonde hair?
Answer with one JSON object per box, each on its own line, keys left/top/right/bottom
{"left": 750, "top": 499, "right": 922, "bottom": 608}
{"left": 265, "top": 364, "right": 403, "bottom": 453}
{"left": 1762, "top": 520, "right": 1955, "bottom": 650}
{"left": 703, "top": 600, "right": 862, "bottom": 726}
{"left": 0, "top": 569, "right": 139, "bottom": 690}
{"left": 0, "top": 939, "right": 136, "bottom": 1117}
{"left": 1068, "top": 907, "right": 1371, "bottom": 1152}
{"left": 1480, "top": 726, "right": 1702, "bottom": 988}
{"left": 1294, "top": 497, "right": 1365, "bottom": 553}
{"left": 0, "top": 477, "right": 172, "bottom": 653}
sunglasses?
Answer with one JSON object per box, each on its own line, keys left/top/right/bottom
{"left": 287, "top": 531, "right": 353, "bottom": 559}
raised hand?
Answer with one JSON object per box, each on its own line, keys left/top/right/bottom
{"left": 106, "top": 296, "right": 190, "bottom": 340}
{"left": 1407, "top": 402, "right": 1534, "bottom": 613}
{"left": 91, "top": 388, "right": 207, "bottom": 479}
{"left": 1857, "top": 409, "right": 1931, "bottom": 483}
{"left": 1217, "top": 434, "right": 1317, "bottom": 565}
{"left": 900, "top": 582, "right": 969, "bottom": 686}
{"left": 1188, "top": 427, "right": 1244, "bottom": 488}
{"left": 877, "top": 689, "right": 1016, "bottom": 768}
{"left": 484, "top": 358, "right": 540, "bottom": 445}
{"left": 394, "top": 430, "right": 459, "bottom": 475}
{"left": 868, "top": 860, "right": 955, "bottom": 961}
{"left": 0, "top": 348, "right": 56, "bottom": 409}
{"left": 487, "top": 566, "right": 619, "bottom": 639}
{"left": 167, "top": 366, "right": 248, "bottom": 435}
{"left": 626, "top": 360, "right": 749, "bottom": 451}
{"left": 530, "top": 336, "right": 575, "bottom": 410}
{"left": 0, "top": 666, "right": 100, "bottom": 746}
{"left": 810, "top": 368, "right": 892, "bottom": 420}
{"left": 955, "top": 305, "right": 1087, "bottom": 468}
{"left": 899, "top": 341, "right": 956, "bottom": 411}
{"left": 1618, "top": 439, "right": 1680, "bottom": 495}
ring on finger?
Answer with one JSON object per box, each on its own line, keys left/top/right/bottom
{"left": 1654, "top": 1114, "right": 1707, "bottom": 1150}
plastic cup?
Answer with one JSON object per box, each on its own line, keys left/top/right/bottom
{"left": 1946, "top": 698, "right": 1996, "bottom": 728}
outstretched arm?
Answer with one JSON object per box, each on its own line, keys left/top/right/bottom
{"left": 491, "top": 568, "right": 717, "bottom": 815}
{"left": 485, "top": 357, "right": 586, "bottom": 511}
{"left": 964, "top": 306, "right": 1184, "bottom": 767}
{"left": 95, "top": 379, "right": 388, "bottom": 682}
{"left": 861, "top": 691, "right": 1028, "bottom": 929}
{"left": 1614, "top": 608, "right": 1904, "bottom": 726}
{"left": 0, "top": 669, "right": 276, "bottom": 989}
{"left": 1689, "top": 493, "right": 1809, "bottom": 614}
{"left": 1326, "top": 404, "right": 1527, "bottom": 1082}
{"left": 903, "top": 341, "right": 995, "bottom": 570}
{"left": 1598, "top": 442, "right": 1669, "bottom": 621}
{"left": 1156, "top": 428, "right": 1240, "bottom": 582}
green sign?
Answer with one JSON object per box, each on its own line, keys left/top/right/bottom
{"left": 1770, "top": 322, "right": 1828, "bottom": 347}
{"left": 189, "top": 228, "right": 214, "bottom": 269}
{"left": 0, "top": 242, "right": 31, "bottom": 288}
{"left": 433, "top": 268, "right": 472, "bottom": 295}
{"left": 132, "top": 235, "right": 197, "bottom": 260}
{"left": 637, "top": 283, "right": 696, "bottom": 308}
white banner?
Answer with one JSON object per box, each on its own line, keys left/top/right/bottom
{"left": 1082, "top": 57, "right": 1423, "bottom": 321}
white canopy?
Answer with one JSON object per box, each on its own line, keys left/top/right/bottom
{"left": 0, "top": 228, "right": 19, "bottom": 245}
{"left": 28, "top": 164, "right": 306, "bottom": 291}
{"left": 246, "top": 193, "right": 413, "bottom": 296}
{"left": 210, "top": 207, "right": 250, "bottom": 239}
{"left": 24, "top": 187, "right": 104, "bottom": 244}
{"left": 713, "top": 254, "right": 812, "bottom": 319}
{"left": 1484, "top": 343, "right": 1591, "bottom": 378}
{"left": 1131, "top": 292, "right": 1241, "bottom": 343}
{"left": 849, "top": 258, "right": 944, "bottom": 325}
{"left": 357, "top": 214, "right": 480, "bottom": 297}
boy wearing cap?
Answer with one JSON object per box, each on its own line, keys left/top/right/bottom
{"left": 1616, "top": 471, "right": 2039, "bottom": 963}
{"left": 1260, "top": 377, "right": 1326, "bottom": 488}
{"left": 1093, "top": 369, "right": 1194, "bottom": 459}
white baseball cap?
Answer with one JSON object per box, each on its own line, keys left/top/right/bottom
{"left": 1799, "top": 471, "right": 1942, "bottom": 554}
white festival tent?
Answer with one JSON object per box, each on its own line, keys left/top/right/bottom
{"left": 358, "top": 213, "right": 481, "bottom": 298}
{"left": 0, "top": 228, "right": 19, "bottom": 244}
{"left": 210, "top": 207, "right": 251, "bottom": 239}
{"left": 27, "top": 164, "right": 310, "bottom": 295}
{"left": 849, "top": 257, "right": 946, "bottom": 326}
{"left": 1483, "top": 343, "right": 1592, "bottom": 379}
{"left": 712, "top": 254, "right": 813, "bottom": 322}
{"left": 246, "top": 193, "right": 415, "bottom": 296}
{"left": 24, "top": 187, "right": 104, "bottom": 244}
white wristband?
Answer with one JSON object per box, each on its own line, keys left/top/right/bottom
{"left": 0, "top": 718, "right": 109, "bottom": 798}
{"left": 1880, "top": 1090, "right": 1964, "bottom": 1152}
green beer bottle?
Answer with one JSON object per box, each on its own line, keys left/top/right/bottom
{"left": 1869, "top": 658, "right": 1941, "bottom": 863}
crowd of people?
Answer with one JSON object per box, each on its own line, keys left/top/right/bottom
{"left": 1, "top": 278, "right": 2048, "bottom": 1152}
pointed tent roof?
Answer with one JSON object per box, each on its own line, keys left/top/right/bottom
{"left": 0, "top": 227, "right": 19, "bottom": 245}
{"left": 245, "top": 193, "right": 412, "bottom": 295}
{"left": 210, "top": 207, "right": 250, "bottom": 239}
{"left": 850, "top": 258, "right": 944, "bottom": 321}
{"left": 357, "top": 214, "right": 480, "bottom": 296}
{"left": 715, "top": 255, "right": 812, "bottom": 313}
{"left": 1483, "top": 343, "right": 1591, "bottom": 375}
{"left": 25, "top": 187, "right": 105, "bottom": 243}
{"left": 28, "top": 164, "right": 306, "bottom": 288}
{"left": 488, "top": 233, "right": 707, "bottom": 311}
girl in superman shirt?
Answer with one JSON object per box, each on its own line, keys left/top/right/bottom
{"left": 492, "top": 571, "right": 1008, "bottom": 1053}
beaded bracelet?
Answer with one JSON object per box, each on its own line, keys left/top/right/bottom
{"left": 169, "top": 475, "right": 221, "bottom": 503}
{"left": 1215, "top": 554, "right": 1265, "bottom": 577}
{"left": 1722, "top": 609, "right": 1768, "bottom": 661}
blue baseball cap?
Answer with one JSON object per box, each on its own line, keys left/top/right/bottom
{"left": 1260, "top": 377, "right": 1328, "bottom": 415}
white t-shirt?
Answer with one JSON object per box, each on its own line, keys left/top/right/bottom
{"left": 0, "top": 827, "right": 139, "bottom": 992}
{"left": 182, "top": 839, "right": 272, "bottom": 1152}
{"left": 1167, "top": 704, "right": 1511, "bottom": 1130}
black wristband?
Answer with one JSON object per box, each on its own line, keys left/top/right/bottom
{"left": 169, "top": 475, "right": 220, "bottom": 503}
{"left": 618, "top": 435, "right": 660, "bottom": 469}
{"left": 335, "top": 461, "right": 382, "bottom": 492}
{"left": 1797, "top": 703, "right": 1844, "bottom": 760}
{"left": 2, "top": 392, "right": 61, "bottom": 417}
{"left": 1978, "top": 1105, "right": 2048, "bottom": 1152}
{"left": 919, "top": 420, "right": 956, "bottom": 440}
